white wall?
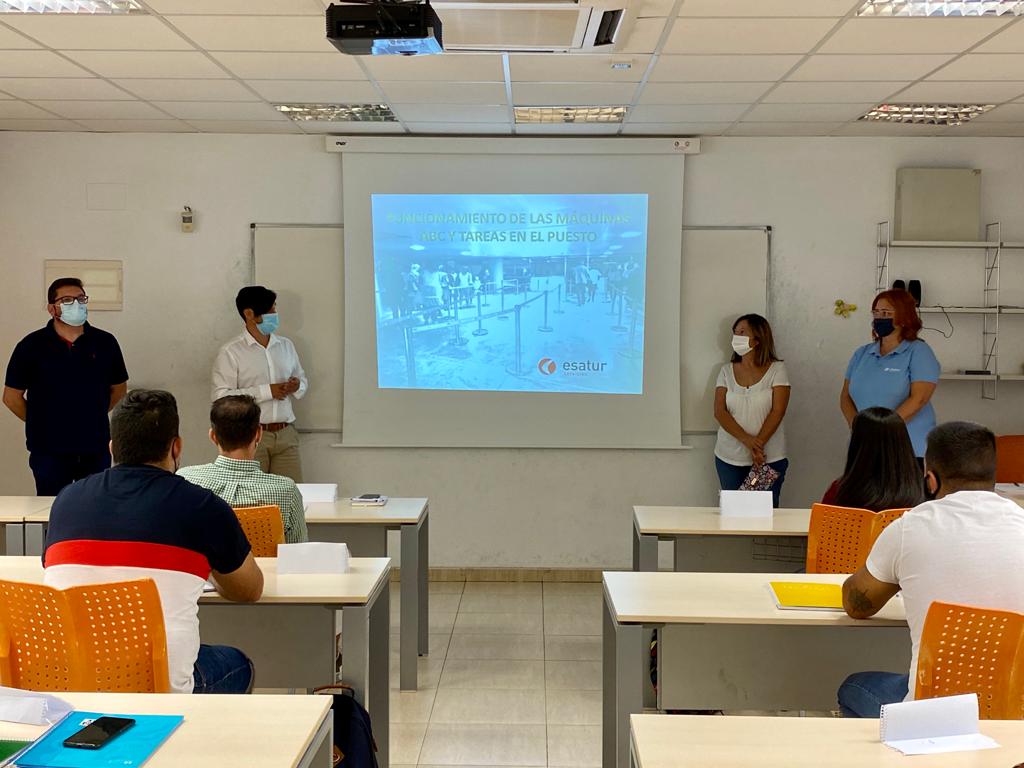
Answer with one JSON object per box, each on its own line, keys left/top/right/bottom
{"left": 3, "top": 132, "right": 1024, "bottom": 568}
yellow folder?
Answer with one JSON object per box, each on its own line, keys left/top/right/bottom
{"left": 769, "top": 581, "right": 843, "bottom": 611}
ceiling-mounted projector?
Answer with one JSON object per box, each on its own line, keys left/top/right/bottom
{"left": 326, "top": 1, "right": 443, "bottom": 56}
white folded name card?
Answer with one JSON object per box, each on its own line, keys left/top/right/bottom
{"left": 297, "top": 483, "right": 339, "bottom": 504}
{"left": 278, "top": 542, "right": 350, "bottom": 574}
{"left": 881, "top": 694, "right": 1000, "bottom": 756}
{"left": 719, "top": 490, "right": 773, "bottom": 518}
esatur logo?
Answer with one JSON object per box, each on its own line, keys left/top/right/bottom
{"left": 538, "top": 357, "right": 557, "bottom": 375}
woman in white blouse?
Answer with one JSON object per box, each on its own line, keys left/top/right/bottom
{"left": 713, "top": 314, "right": 791, "bottom": 507}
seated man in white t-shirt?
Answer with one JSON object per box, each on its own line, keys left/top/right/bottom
{"left": 838, "top": 420, "right": 1024, "bottom": 717}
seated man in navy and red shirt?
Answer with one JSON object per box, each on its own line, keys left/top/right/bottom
{"left": 43, "top": 389, "right": 264, "bottom": 694}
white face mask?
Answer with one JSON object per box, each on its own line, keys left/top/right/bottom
{"left": 731, "top": 335, "right": 753, "bottom": 357}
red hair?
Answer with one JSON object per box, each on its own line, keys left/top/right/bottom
{"left": 873, "top": 289, "right": 921, "bottom": 341}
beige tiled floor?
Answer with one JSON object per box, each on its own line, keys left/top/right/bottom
{"left": 389, "top": 581, "right": 603, "bottom": 767}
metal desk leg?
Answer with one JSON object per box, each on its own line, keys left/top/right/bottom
{"left": 399, "top": 518, "right": 425, "bottom": 690}
{"left": 4, "top": 523, "right": 24, "bottom": 556}
{"left": 603, "top": 593, "right": 644, "bottom": 768}
{"left": 342, "top": 580, "right": 390, "bottom": 768}
{"left": 632, "top": 519, "right": 658, "bottom": 572}
{"left": 297, "top": 709, "right": 334, "bottom": 768}
{"left": 418, "top": 511, "right": 428, "bottom": 656}
{"left": 25, "top": 523, "right": 45, "bottom": 557}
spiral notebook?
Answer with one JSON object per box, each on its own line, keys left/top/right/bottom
{"left": 14, "top": 711, "right": 183, "bottom": 768}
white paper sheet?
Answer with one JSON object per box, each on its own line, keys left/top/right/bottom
{"left": 881, "top": 694, "right": 1000, "bottom": 756}
{"left": 719, "top": 490, "right": 773, "bottom": 518}
{"left": 0, "top": 687, "right": 72, "bottom": 726}
{"left": 278, "top": 542, "right": 350, "bottom": 574}
{"left": 297, "top": 483, "right": 338, "bottom": 504}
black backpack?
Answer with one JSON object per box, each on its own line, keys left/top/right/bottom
{"left": 313, "top": 684, "right": 379, "bottom": 768}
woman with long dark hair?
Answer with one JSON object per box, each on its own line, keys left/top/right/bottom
{"left": 713, "top": 314, "right": 791, "bottom": 507}
{"left": 822, "top": 407, "right": 924, "bottom": 511}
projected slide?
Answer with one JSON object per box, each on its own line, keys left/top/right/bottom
{"left": 372, "top": 193, "right": 648, "bottom": 394}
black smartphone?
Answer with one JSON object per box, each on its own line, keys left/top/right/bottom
{"left": 63, "top": 717, "right": 135, "bottom": 750}
{"left": 357, "top": 494, "right": 382, "bottom": 500}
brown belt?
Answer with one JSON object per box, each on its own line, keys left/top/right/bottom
{"left": 261, "top": 422, "right": 290, "bottom": 433}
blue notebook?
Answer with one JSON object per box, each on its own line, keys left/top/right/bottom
{"left": 15, "top": 711, "right": 183, "bottom": 768}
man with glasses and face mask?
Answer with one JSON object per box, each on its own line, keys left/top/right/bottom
{"left": 3, "top": 277, "right": 128, "bottom": 495}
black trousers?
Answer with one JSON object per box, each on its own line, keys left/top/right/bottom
{"left": 29, "top": 451, "right": 110, "bottom": 496}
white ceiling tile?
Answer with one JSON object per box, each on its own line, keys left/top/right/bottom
{"left": 391, "top": 103, "right": 508, "bottom": 122}
{"left": 679, "top": 0, "right": 858, "bottom": 15}
{"left": 0, "top": 91, "right": 10, "bottom": 99}
{"left": 832, "top": 120, "right": 946, "bottom": 136}
{"left": 638, "top": 81, "right": 771, "bottom": 104}
{"left": 974, "top": 19, "right": 1024, "bottom": 53}
{"left": 635, "top": 0, "right": 674, "bottom": 17}
{"left": 743, "top": 102, "right": 872, "bottom": 121}
{"left": 649, "top": 54, "right": 801, "bottom": 82}
{"left": 893, "top": 80, "right": 1024, "bottom": 103}
{"left": 0, "top": 118, "right": 82, "bottom": 131}
{"left": 629, "top": 103, "right": 748, "bottom": 122}
{"left": 66, "top": 51, "right": 225, "bottom": 78}
{"left": 246, "top": 79, "right": 379, "bottom": 103}
{"left": 146, "top": 0, "right": 324, "bottom": 14}
{"left": 944, "top": 122, "right": 1024, "bottom": 135}
{"left": 406, "top": 122, "right": 512, "bottom": 134}
{"left": 973, "top": 103, "right": 1024, "bottom": 120}
{"left": 211, "top": 51, "right": 365, "bottom": 80}
{"left": 621, "top": 122, "right": 730, "bottom": 134}
{"left": 665, "top": 18, "right": 836, "bottom": 54}
{"left": 0, "top": 50, "right": 91, "bottom": 77}
{"left": 153, "top": 101, "right": 285, "bottom": 120}
{"left": 512, "top": 82, "right": 637, "bottom": 106}
{"left": 765, "top": 81, "right": 908, "bottom": 103}
{"left": 0, "top": 77, "right": 133, "bottom": 100}
{"left": 363, "top": 54, "right": 504, "bottom": 82}
{"left": 77, "top": 118, "right": 195, "bottom": 132}
{"left": 930, "top": 54, "right": 1024, "bottom": 81}
{"left": 2, "top": 16, "right": 193, "bottom": 51}
{"left": 728, "top": 121, "right": 843, "bottom": 136}
{"left": 166, "top": 15, "right": 333, "bottom": 53}
{"left": 821, "top": 18, "right": 1010, "bottom": 55}
{"left": 0, "top": 100, "right": 54, "bottom": 119}
{"left": 114, "top": 78, "right": 257, "bottom": 101}
{"left": 509, "top": 54, "right": 650, "bottom": 83}
{"left": 618, "top": 18, "right": 668, "bottom": 54}
{"left": 185, "top": 119, "right": 302, "bottom": 133}
{"left": 296, "top": 120, "right": 406, "bottom": 133}
{"left": 790, "top": 54, "right": 954, "bottom": 81}
{"left": 0, "top": 23, "right": 40, "bottom": 49}
{"left": 379, "top": 81, "right": 508, "bottom": 105}
{"left": 38, "top": 100, "right": 168, "bottom": 119}
{"left": 514, "top": 123, "right": 621, "bottom": 134}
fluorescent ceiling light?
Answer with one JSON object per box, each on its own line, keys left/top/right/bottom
{"left": 0, "top": 1, "right": 145, "bottom": 12}
{"left": 857, "top": 0, "right": 1024, "bottom": 16}
{"left": 274, "top": 103, "right": 397, "bottom": 123}
{"left": 859, "top": 102, "right": 995, "bottom": 125}
{"left": 514, "top": 106, "right": 627, "bottom": 124}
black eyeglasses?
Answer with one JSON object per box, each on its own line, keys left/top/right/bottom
{"left": 54, "top": 295, "right": 89, "bottom": 306}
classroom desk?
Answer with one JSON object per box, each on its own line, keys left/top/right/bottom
{"left": 603, "top": 571, "right": 910, "bottom": 768}
{"left": 0, "top": 496, "right": 53, "bottom": 556}
{"left": 305, "top": 497, "right": 429, "bottom": 692}
{"left": 0, "top": 556, "right": 391, "bottom": 768}
{"left": 0, "top": 693, "right": 333, "bottom": 768}
{"left": 629, "top": 713, "right": 1024, "bottom": 768}
{"left": 632, "top": 506, "right": 811, "bottom": 572}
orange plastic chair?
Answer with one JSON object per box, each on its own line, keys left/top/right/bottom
{"left": 917, "top": 601, "right": 1024, "bottom": 719}
{"left": 0, "top": 578, "right": 170, "bottom": 693}
{"left": 874, "top": 508, "right": 909, "bottom": 539}
{"left": 805, "top": 503, "right": 878, "bottom": 574}
{"left": 233, "top": 504, "right": 284, "bottom": 557}
{"left": 996, "top": 435, "right": 1024, "bottom": 484}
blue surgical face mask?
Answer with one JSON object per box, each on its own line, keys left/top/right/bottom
{"left": 59, "top": 300, "right": 87, "bottom": 327}
{"left": 872, "top": 318, "right": 895, "bottom": 338}
{"left": 256, "top": 312, "right": 279, "bottom": 336}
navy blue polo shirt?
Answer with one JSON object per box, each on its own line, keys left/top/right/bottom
{"left": 5, "top": 320, "right": 128, "bottom": 455}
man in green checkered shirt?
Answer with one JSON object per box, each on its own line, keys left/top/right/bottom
{"left": 178, "top": 395, "right": 308, "bottom": 543}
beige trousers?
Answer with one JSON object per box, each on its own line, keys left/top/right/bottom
{"left": 254, "top": 423, "right": 303, "bottom": 483}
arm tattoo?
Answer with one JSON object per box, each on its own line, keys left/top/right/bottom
{"left": 848, "top": 587, "right": 875, "bottom": 617}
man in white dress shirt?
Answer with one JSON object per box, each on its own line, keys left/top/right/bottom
{"left": 212, "top": 286, "right": 307, "bottom": 482}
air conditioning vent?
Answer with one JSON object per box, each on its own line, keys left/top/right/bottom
{"left": 593, "top": 9, "right": 622, "bottom": 46}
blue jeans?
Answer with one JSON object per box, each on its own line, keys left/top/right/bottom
{"left": 715, "top": 457, "right": 789, "bottom": 508}
{"left": 193, "top": 644, "right": 254, "bottom": 694}
{"left": 838, "top": 671, "right": 909, "bottom": 717}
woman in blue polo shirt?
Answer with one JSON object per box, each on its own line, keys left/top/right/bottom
{"left": 840, "top": 289, "right": 940, "bottom": 460}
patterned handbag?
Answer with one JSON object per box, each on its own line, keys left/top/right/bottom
{"left": 740, "top": 463, "right": 780, "bottom": 491}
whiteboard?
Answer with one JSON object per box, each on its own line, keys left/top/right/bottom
{"left": 252, "top": 224, "right": 344, "bottom": 432}
{"left": 680, "top": 227, "right": 770, "bottom": 433}
{"left": 252, "top": 223, "right": 767, "bottom": 436}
